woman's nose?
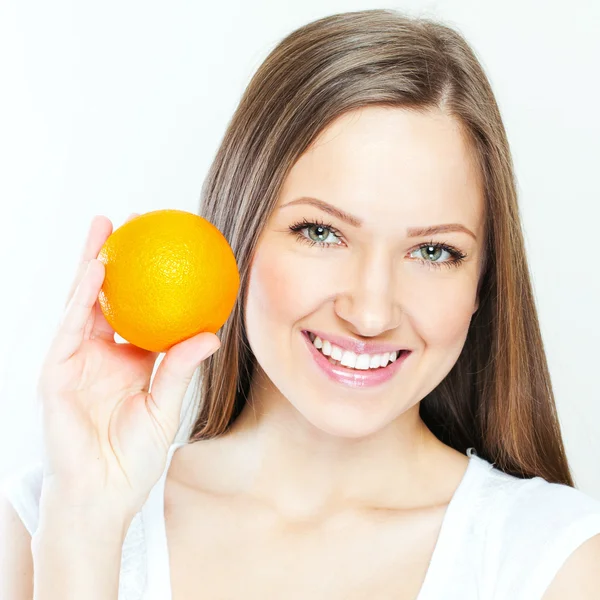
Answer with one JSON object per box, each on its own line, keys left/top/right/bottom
{"left": 333, "top": 254, "right": 403, "bottom": 337}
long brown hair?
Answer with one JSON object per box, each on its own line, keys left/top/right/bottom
{"left": 186, "top": 9, "right": 574, "bottom": 487}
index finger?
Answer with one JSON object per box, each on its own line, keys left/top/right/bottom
{"left": 64, "top": 213, "right": 139, "bottom": 308}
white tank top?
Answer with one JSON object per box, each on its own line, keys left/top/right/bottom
{"left": 3, "top": 442, "right": 600, "bottom": 600}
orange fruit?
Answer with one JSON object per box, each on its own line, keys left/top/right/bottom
{"left": 97, "top": 209, "right": 240, "bottom": 353}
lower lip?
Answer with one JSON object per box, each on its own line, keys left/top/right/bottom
{"left": 301, "top": 331, "right": 411, "bottom": 389}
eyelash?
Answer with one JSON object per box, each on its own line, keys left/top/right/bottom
{"left": 288, "top": 217, "right": 468, "bottom": 270}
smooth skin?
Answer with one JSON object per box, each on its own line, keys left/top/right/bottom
{"left": 163, "top": 106, "right": 600, "bottom": 598}
{"left": 2, "top": 107, "right": 600, "bottom": 599}
{"left": 0, "top": 211, "right": 221, "bottom": 599}
{"left": 36, "top": 213, "right": 220, "bottom": 516}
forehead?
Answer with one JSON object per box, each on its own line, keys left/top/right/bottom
{"left": 278, "top": 106, "right": 484, "bottom": 231}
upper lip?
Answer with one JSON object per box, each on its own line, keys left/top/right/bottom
{"left": 304, "top": 329, "right": 410, "bottom": 356}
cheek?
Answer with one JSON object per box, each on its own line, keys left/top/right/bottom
{"left": 413, "top": 282, "right": 475, "bottom": 349}
{"left": 404, "top": 280, "right": 477, "bottom": 402}
{"left": 245, "top": 245, "right": 318, "bottom": 333}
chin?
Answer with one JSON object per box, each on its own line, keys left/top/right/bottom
{"left": 292, "top": 398, "right": 396, "bottom": 440}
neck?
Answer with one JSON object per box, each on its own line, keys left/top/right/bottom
{"left": 217, "top": 367, "right": 451, "bottom": 521}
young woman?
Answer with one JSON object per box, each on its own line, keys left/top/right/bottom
{"left": 2, "top": 9, "right": 599, "bottom": 600}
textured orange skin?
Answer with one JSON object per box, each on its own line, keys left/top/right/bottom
{"left": 97, "top": 209, "right": 240, "bottom": 353}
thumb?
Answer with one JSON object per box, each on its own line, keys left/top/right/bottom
{"left": 149, "top": 332, "right": 221, "bottom": 425}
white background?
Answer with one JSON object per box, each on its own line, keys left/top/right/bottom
{"left": 1, "top": 0, "right": 598, "bottom": 498}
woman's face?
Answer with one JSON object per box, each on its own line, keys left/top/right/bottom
{"left": 244, "top": 106, "right": 485, "bottom": 438}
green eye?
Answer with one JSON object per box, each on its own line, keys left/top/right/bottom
{"left": 419, "top": 245, "right": 444, "bottom": 261}
{"left": 307, "top": 224, "right": 336, "bottom": 243}
{"left": 289, "top": 218, "right": 343, "bottom": 248}
{"left": 288, "top": 219, "right": 467, "bottom": 270}
{"left": 410, "top": 242, "right": 467, "bottom": 270}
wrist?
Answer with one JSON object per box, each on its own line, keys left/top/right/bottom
{"left": 31, "top": 508, "right": 126, "bottom": 600}
{"left": 37, "top": 484, "right": 135, "bottom": 544}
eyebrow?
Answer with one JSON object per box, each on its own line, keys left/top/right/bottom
{"left": 278, "top": 196, "right": 477, "bottom": 241}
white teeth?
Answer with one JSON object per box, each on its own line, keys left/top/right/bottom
{"left": 340, "top": 350, "right": 357, "bottom": 368}
{"left": 331, "top": 345, "right": 343, "bottom": 361}
{"left": 369, "top": 354, "right": 381, "bottom": 369}
{"left": 354, "top": 354, "right": 371, "bottom": 370}
{"left": 307, "top": 331, "right": 402, "bottom": 370}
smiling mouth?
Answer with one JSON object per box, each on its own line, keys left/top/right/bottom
{"left": 304, "top": 330, "right": 407, "bottom": 371}
{"left": 319, "top": 351, "right": 406, "bottom": 370}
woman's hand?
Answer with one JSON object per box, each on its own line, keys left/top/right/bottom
{"left": 36, "top": 214, "right": 220, "bottom": 519}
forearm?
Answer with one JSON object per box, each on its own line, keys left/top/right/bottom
{"left": 31, "top": 491, "right": 131, "bottom": 600}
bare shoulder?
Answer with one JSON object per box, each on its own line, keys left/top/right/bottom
{"left": 0, "top": 489, "right": 34, "bottom": 599}
{"left": 422, "top": 439, "right": 471, "bottom": 502}
{"left": 168, "top": 436, "right": 249, "bottom": 495}
{"left": 542, "top": 533, "right": 600, "bottom": 599}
